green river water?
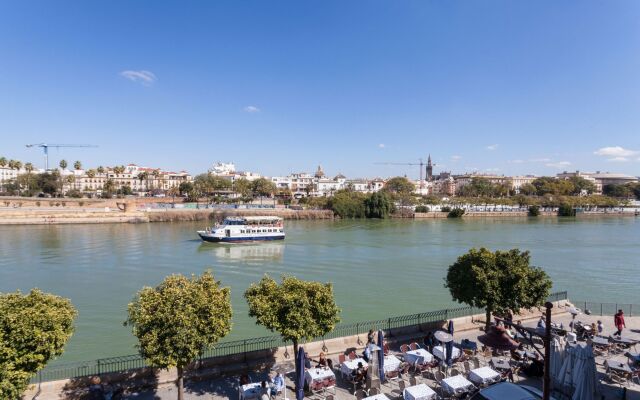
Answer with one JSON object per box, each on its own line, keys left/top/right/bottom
{"left": 1, "top": 217, "right": 638, "bottom": 364}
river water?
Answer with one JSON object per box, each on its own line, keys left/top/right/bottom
{"left": 1, "top": 217, "right": 639, "bottom": 364}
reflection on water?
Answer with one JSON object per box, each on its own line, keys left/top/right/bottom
{"left": 198, "top": 242, "right": 285, "bottom": 263}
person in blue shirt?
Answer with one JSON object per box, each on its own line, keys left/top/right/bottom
{"left": 271, "top": 372, "right": 284, "bottom": 397}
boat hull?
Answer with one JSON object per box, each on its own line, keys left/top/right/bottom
{"left": 198, "top": 233, "right": 285, "bottom": 243}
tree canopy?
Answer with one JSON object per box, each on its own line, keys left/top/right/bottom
{"left": 328, "top": 190, "right": 366, "bottom": 218}
{"left": 445, "top": 248, "right": 552, "bottom": 329}
{"left": 383, "top": 176, "right": 415, "bottom": 196}
{"left": 126, "top": 271, "right": 232, "bottom": 400}
{"left": 0, "top": 289, "right": 76, "bottom": 399}
{"left": 364, "top": 191, "right": 393, "bottom": 218}
{"left": 244, "top": 275, "right": 340, "bottom": 353}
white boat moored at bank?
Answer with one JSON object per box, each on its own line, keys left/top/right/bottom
{"left": 197, "top": 216, "right": 285, "bottom": 243}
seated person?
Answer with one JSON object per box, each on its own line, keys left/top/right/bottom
{"left": 536, "top": 316, "right": 546, "bottom": 330}
{"left": 260, "top": 381, "right": 270, "bottom": 400}
{"left": 352, "top": 362, "right": 367, "bottom": 382}
{"left": 304, "top": 352, "right": 311, "bottom": 369}
{"left": 316, "top": 352, "right": 333, "bottom": 370}
{"left": 271, "top": 372, "right": 284, "bottom": 396}
{"left": 240, "top": 374, "right": 251, "bottom": 386}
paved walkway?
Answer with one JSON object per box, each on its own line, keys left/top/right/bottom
{"left": 84, "top": 311, "right": 640, "bottom": 400}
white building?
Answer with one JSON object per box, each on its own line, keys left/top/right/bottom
{"left": 510, "top": 175, "right": 537, "bottom": 194}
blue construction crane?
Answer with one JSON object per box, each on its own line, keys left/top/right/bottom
{"left": 25, "top": 143, "right": 98, "bottom": 170}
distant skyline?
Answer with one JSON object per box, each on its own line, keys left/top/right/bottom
{"left": 1, "top": 1, "right": 639, "bottom": 179}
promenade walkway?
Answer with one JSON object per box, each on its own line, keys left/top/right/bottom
{"left": 105, "top": 312, "right": 640, "bottom": 400}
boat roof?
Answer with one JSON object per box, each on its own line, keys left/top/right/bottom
{"left": 225, "top": 216, "right": 283, "bottom": 221}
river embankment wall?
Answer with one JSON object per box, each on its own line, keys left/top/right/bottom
{"left": 23, "top": 299, "right": 572, "bottom": 400}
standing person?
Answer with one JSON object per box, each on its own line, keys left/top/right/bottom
{"left": 597, "top": 320, "right": 604, "bottom": 334}
{"left": 614, "top": 310, "right": 626, "bottom": 337}
{"left": 367, "top": 329, "right": 375, "bottom": 345}
{"left": 260, "top": 381, "right": 270, "bottom": 400}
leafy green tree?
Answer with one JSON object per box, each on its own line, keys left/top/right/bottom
{"left": 0, "top": 157, "right": 6, "bottom": 168}
{"left": 328, "top": 190, "right": 366, "bottom": 218}
{"left": 528, "top": 205, "right": 540, "bottom": 216}
{"left": 383, "top": 176, "right": 415, "bottom": 196}
{"left": 364, "top": 191, "right": 393, "bottom": 218}
{"left": 178, "top": 181, "right": 194, "bottom": 196}
{"left": 0, "top": 289, "right": 76, "bottom": 398}
{"left": 532, "top": 177, "right": 574, "bottom": 196}
{"left": 102, "top": 179, "right": 116, "bottom": 198}
{"left": 244, "top": 275, "right": 340, "bottom": 355}
{"left": 445, "top": 248, "right": 552, "bottom": 330}
{"left": 567, "top": 176, "right": 595, "bottom": 195}
{"left": 414, "top": 205, "right": 430, "bottom": 213}
{"left": 251, "top": 177, "right": 277, "bottom": 197}
{"left": 126, "top": 272, "right": 232, "bottom": 400}
{"left": 36, "top": 172, "right": 60, "bottom": 195}
{"left": 447, "top": 208, "right": 465, "bottom": 218}
{"left": 518, "top": 183, "right": 537, "bottom": 196}
{"left": 557, "top": 203, "right": 576, "bottom": 217}
{"left": 603, "top": 184, "right": 633, "bottom": 198}
{"left": 96, "top": 166, "right": 105, "bottom": 174}
{"left": 457, "top": 178, "right": 497, "bottom": 197}
{"left": 233, "top": 178, "right": 253, "bottom": 199}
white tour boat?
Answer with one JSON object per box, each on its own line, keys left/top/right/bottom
{"left": 197, "top": 216, "right": 285, "bottom": 243}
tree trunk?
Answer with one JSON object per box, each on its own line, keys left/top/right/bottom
{"left": 485, "top": 308, "right": 492, "bottom": 331}
{"left": 293, "top": 339, "right": 299, "bottom": 358}
{"left": 177, "top": 365, "right": 184, "bottom": 400}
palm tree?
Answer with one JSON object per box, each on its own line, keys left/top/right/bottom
{"left": 97, "top": 166, "right": 105, "bottom": 174}
{"left": 59, "top": 159, "right": 68, "bottom": 170}
{"left": 0, "top": 157, "right": 6, "bottom": 191}
{"left": 152, "top": 169, "right": 160, "bottom": 191}
{"left": 74, "top": 161, "right": 82, "bottom": 170}
{"left": 137, "top": 172, "right": 149, "bottom": 193}
{"left": 14, "top": 160, "right": 22, "bottom": 172}
{"left": 24, "top": 163, "right": 34, "bottom": 193}
{"left": 87, "top": 169, "right": 96, "bottom": 178}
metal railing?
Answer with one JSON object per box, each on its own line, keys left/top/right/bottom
{"left": 574, "top": 300, "right": 638, "bottom": 317}
{"left": 32, "top": 291, "right": 568, "bottom": 383}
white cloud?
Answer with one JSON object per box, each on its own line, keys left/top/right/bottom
{"left": 378, "top": 144, "right": 385, "bottom": 149}
{"left": 508, "top": 159, "right": 524, "bottom": 164}
{"left": 608, "top": 157, "right": 629, "bottom": 162}
{"left": 450, "top": 155, "right": 462, "bottom": 161}
{"left": 545, "top": 161, "right": 572, "bottom": 168}
{"left": 120, "top": 70, "right": 156, "bottom": 86}
{"left": 594, "top": 146, "right": 639, "bottom": 158}
{"left": 486, "top": 144, "right": 499, "bottom": 151}
{"left": 529, "top": 158, "right": 551, "bottom": 163}
{"left": 243, "top": 105, "right": 260, "bottom": 113}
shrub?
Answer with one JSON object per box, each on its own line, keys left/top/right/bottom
{"left": 415, "top": 205, "right": 430, "bottom": 213}
{"left": 441, "top": 206, "right": 451, "bottom": 212}
{"left": 528, "top": 205, "right": 540, "bottom": 217}
{"left": 447, "top": 208, "right": 465, "bottom": 218}
{"left": 78, "top": 201, "right": 84, "bottom": 207}
{"left": 35, "top": 201, "right": 41, "bottom": 207}
{"left": 558, "top": 204, "right": 576, "bottom": 217}
{"left": 65, "top": 189, "right": 83, "bottom": 198}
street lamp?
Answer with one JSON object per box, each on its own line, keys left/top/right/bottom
{"left": 480, "top": 302, "right": 554, "bottom": 400}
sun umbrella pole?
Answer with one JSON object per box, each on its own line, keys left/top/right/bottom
{"left": 543, "top": 302, "right": 553, "bottom": 400}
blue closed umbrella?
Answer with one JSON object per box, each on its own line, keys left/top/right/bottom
{"left": 445, "top": 320, "right": 454, "bottom": 367}
{"left": 377, "top": 330, "right": 385, "bottom": 382}
{"left": 296, "top": 347, "right": 306, "bottom": 400}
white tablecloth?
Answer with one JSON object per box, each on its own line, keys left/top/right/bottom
{"left": 363, "top": 394, "right": 391, "bottom": 400}
{"left": 240, "top": 383, "right": 263, "bottom": 400}
{"left": 468, "top": 367, "right": 501, "bottom": 385}
{"left": 403, "top": 383, "right": 436, "bottom": 400}
{"left": 384, "top": 354, "right": 401, "bottom": 372}
{"left": 341, "top": 358, "right": 368, "bottom": 376}
{"left": 404, "top": 349, "right": 434, "bottom": 365}
{"left": 433, "top": 345, "right": 460, "bottom": 360}
{"left": 305, "top": 367, "right": 335, "bottom": 385}
{"left": 441, "top": 375, "right": 475, "bottom": 395}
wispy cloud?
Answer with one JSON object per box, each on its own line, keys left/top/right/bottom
{"left": 243, "top": 105, "right": 260, "bottom": 113}
{"left": 120, "top": 70, "right": 157, "bottom": 86}
{"left": 450, "top": 155, "right": 462, "bottom": 161}
{"left": 486, "top": 144, "right": 499, "bottom": 151}
{"left": 529, "top": 158, "right": 551, "bottom": 163}
{"left": 508, "top": 158, "right": 551, "bottom": 164}
{"left": 508, "top": 159, "right": 524, "bottom": 164}
{"left": 594, "top": 146, "right": 638, "bottom": 158}
{"left": 378, "top": 143, "right": 385, "bottom": 149}
{"left": 594, "top": 146, "right": 639, "bottom": 162}
{"left": 545, "top": 161, "right": 572, "bottom": 169}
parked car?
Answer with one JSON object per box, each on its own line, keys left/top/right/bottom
{"left": 469, "top": 382, "right": 558, "bottom": 400}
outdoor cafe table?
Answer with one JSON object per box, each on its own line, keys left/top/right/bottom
{"left": 403, "top": 383, "right": 436, "bottom": 400}
{"left": 363, "top": 394, "right": 391, "bottom": 400}
{"left": 240, "top": 383, "right": 263, "bottom": 400}
{"left": 432, "top": 345, "right": 460, "bottom": 361}
{"left": 514, "top": 350, "right": 537, "bottom": 360}
{"left": 609, "top": 336, "right": 639, "bottom": 347}
{"left": 404, "top": 349, "right": 433, "bottom": 365}
{"left": 341, "top": 358, "right": 368, "bottom": 378}
{"left": 592, "top": 336, "right": 610, "bottom": 347}
{"left": 468, "top": 367, "right": 501, "bottom": 386}
{"left": 490, "top": 357, "right": 511, "bottom": 371}
{"left": 606, "top": 360, "right": 633, "bottom": 375}
{"left": 305, "top": 367, "right": 335, "bottom": 386}
{"left": 384, "top": 354, "right": 402, "bottom": 372}
{"left": 441, "top": 375, "right": 476, "bottom": 396}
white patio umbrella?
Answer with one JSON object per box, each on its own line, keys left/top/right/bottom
{"left": 571, "top": 344, "right": 597, "bottom": 400}
{"left": 550, "top": 337, "right": 566, "bottom": 387}
{"left": 557, "top": 345, "right": 577, "bottom": 390}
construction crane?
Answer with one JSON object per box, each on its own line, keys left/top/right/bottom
{"left": 25, "top": 143, "right": 98, "bottom": 170}
{"left": 375, "top": 155, "right": 436, "bottom": 189}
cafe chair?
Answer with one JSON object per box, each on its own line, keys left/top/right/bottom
{"left": 390, "top": 379, "right": 406, "bottom": 399}
{"left": 409, "top": 342, "right": 421, "bottom": 350}
{"left": 400, "top": 344, "right": 410, "bottom": 353}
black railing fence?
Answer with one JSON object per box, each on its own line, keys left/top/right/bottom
{"left": 32, "top": 291, "right": 568, "bottom": 383}
{"left": 574, "top": 301, "right": 638, "bottom": 318}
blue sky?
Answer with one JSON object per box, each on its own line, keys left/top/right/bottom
{"left": 1, "top": 1, "right": 639, "bottom": 179}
